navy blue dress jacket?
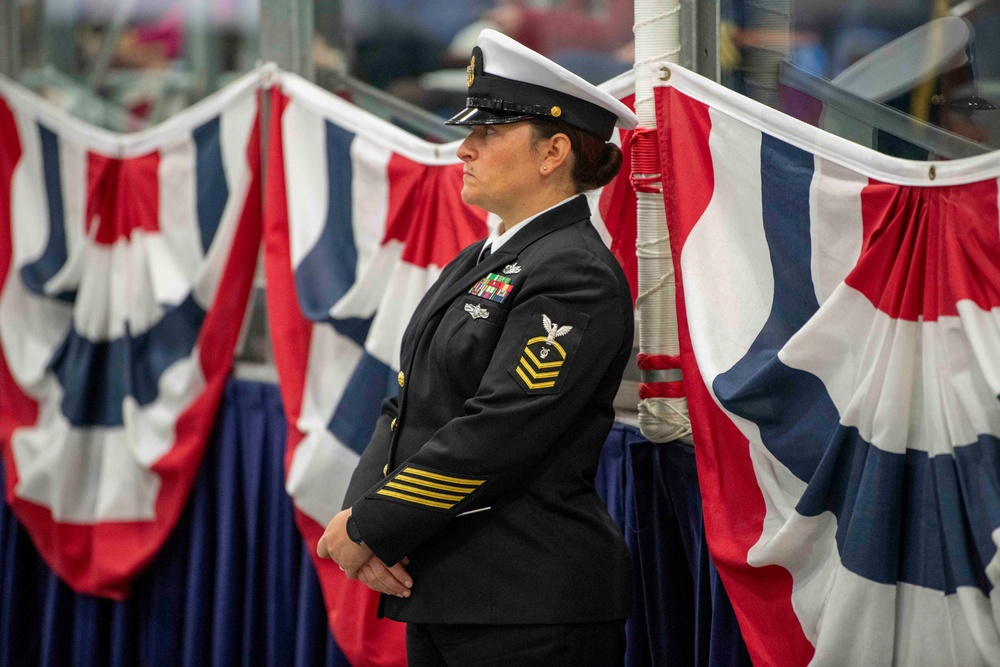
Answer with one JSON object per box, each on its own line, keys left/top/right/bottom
{"left": 344, "top": 195, "right": 633, "bottom": 624}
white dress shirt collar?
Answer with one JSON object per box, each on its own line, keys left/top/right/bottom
{"left": 479, "top": 194, "right": 580, "bottom": 261}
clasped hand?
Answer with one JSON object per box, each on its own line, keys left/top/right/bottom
{"left": 316, "top": 508, "right": 413, "bottom": 598}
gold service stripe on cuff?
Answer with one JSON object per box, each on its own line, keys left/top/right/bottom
{"left": 403, "top": 467, "right": 485, "bottom": 486}
{"left": 376, "top": 488, "right": 456, "bottom": 509}
{"left": 385, "top": 481, "right": 465, "bottom": 502}
{"left": 394, "top": 473, "right": 476, "bottom": 493}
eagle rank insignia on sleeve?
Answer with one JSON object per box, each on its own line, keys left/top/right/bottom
{"left": 512, "top": 314, "right": 575, "bottom": 393}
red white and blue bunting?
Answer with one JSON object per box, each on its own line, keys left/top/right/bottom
{"left": 658, "top": 63, "right": 1000, "bottom": 666}
{"left": 0, "top": 70, "right": 263, "bottom": 599}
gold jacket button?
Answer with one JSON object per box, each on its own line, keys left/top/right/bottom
{"left": 390, "top": 418, "right": 397, "bottom": 431}
{"left": 383, "top": 464, "right": 388, "bottom": 477}
{"left": 398, "top": 371, "right": 405, "bottom": 387}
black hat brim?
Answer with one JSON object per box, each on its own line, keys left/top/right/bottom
{"left": 444, "top": 107, "right": 534, "bottom": 126}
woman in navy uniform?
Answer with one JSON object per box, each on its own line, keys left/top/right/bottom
{"left": 317, "top": 29, "right": 638, "bottom": 666}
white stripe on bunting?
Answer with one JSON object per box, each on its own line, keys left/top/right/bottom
{"left": 807, "top": 157, "right": 866, "bottom": 307}
{"left": 681, "top": 107, "right": 771, "bottom": 380}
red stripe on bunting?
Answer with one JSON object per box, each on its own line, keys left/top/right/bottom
{"left": 658, "top": 84, "right": 815, "bottom": 667}
{"left": 0, "top": 97, "right": 37, "bottom": 506}
{"left": 382, "top": 154, "right": 487, "bottom": 269}
{"left": 849, "top": 178, "right": 1000, "bottom": 322}
{"left": 10, "top": 501, "right": 156, "bottom": 598}
{"left": 656, "top": 87, "right": 714, "bottom": 253}
{"left": 262, "top": 87, "right": 313, "bottom": 476}
{"left": 86, "top": 151, "right": 161, "bottom": 245}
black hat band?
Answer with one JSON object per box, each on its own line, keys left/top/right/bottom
{"left": 451, "top": 47, "right": 619, "bottom": 140}
{"left": 466, "top": 96, "right": 563, "bottom": 118}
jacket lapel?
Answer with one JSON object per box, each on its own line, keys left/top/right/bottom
{"left": 402, "top": 240, "right": 486, "bottom": 350}
{"left": 419, "top": 195, "right": 591, "bottom": 318}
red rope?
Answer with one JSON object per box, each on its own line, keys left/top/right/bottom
{"left": 639, "top": 381, "right": 685, "bottom": 399}
{"left": 629, "top": 128, "right": 661, "bottom": 194}
{"left": 637, "top": 353, "right": 680, "bottom": 370}
{"left": 630, "top": 127, "right": 660, "bottom": 172}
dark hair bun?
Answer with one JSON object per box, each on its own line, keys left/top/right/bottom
{"left": 529, "top": 119, "right": 623, "bottom": 192}
{"left": 580, "top": 141, "right": 623, "bottom": 191}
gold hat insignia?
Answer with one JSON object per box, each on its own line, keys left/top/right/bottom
{"left": 467, "top": 55, "right": 475, "bottom": 87}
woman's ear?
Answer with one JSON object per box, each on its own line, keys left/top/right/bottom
{"left": 540, "top": 133, "right": 572, "bottom": 174}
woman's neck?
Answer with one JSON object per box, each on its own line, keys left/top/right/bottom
{"left": 496, "top": 188, "right": 577, "bottom": 234}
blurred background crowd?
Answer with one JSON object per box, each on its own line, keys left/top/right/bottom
{"left": 7, "top": 0, "right": 1000, "bottom": 155}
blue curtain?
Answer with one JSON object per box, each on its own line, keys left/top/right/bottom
{"left": 596, "top": 426, "right": 752, "bottom": 667}
{"left": 1, "top": 379, "right": 748, "bottom": 666}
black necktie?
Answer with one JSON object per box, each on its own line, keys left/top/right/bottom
{"left": 479, "top": 244, "right": 492, "bottom": 263}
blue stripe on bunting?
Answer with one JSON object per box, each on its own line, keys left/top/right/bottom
{"left": 713, "top": 134, "right": 1000, "bottom": 596}
{"left": 48, "top": 296, "right": 205, "bottom": 427}
{"left": 797, "top": 426, "right": 1000, "bottom": 595}
{"left": 713, "top": 134, "right": 824, "bottom": 482}
{"left": 328, "top": 352, "right": 398, "bottom": 455}
{"left": 192, "top": 116, "right": 229, "bottom": 254}
{"left": 20, "top": 123, "right": 74, "bottom": 302}
{"left": 329, "top": 317, "right": 373, "bottom": 346}
{"left": 951, "top": 438, "right": 1000, "bottom": 589}
{"left": 292, "top": 121, "right": 371, "bottom": 345}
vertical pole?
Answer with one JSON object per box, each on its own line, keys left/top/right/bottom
{"left": 0, "top": 0, "right": 21, "bottom": 79}
{"left": 743, "top": 0, "right": 790, "bottom": 106}
{"left": 259, "top": 0, "right": 315, "bottom": 80}
{"left": 186, "top": 0, "right": 217, "bottom": 99}
{"left": 633, "top": 0, "right": 693, "bottom": 444}
{"left": 680, "top": 0, "right": 720, "bottom": 82}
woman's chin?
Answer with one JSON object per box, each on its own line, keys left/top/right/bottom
{"left": 460, "top": 187, "right": 478, "bottom": 207}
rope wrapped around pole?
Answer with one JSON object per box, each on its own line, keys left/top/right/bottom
{"left": 632, "top": 0, "right": 692, "bottom": 444}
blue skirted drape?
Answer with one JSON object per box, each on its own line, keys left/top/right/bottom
{"left": 597, "top": 430, "right": 751, "bottom": 667}
{"left": 1, "top": 378, "right": 748, "bottom": 666}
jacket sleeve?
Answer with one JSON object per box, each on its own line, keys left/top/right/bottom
{"left": 341, "top": 395, "right": 398, "bottom": 509}
{"left": 350, "top": 247, "right": 631, "bottom": 566}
